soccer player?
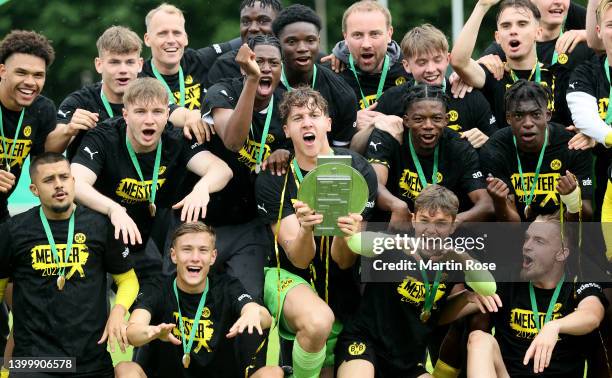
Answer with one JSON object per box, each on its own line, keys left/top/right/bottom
{"left": 255, "top": 87, "right": 378, "bottom": 378}
{"left": 479, "top": 0, "right": 593, "bottom": 128}
{"left": 481, "top": 80, "right": 593, "bottom": 221}
{"left": 70, "top": 78, "right": 232, "bottom": 295}
{"left": 207, "top": 0, "right": 282, "bottom": 85}
{"left": 115, "top": 222, "right": 282, "bottom": 378}
{"left": 335, "top": 184, "right": 501, "bottom": 378}
{"left": 366, "top": 84, "right": 493, "bottom": 227}
{"left": 54, "top": 26, "right": 144, "bottom": 160}
{"left": 141, "top": 3, "right": 232, "bottom": 111}
{"left": 375, "top": 24, "right": 497, "bottom": 149}
{"left": 450, "top": 0, "right": 567, "bottom": 127}
{"left": 566, "top": 0, "right": 612, "bottom": 221}
{"left": 466, "top": 214, "right": 607, "bottom": 376}
{"left": 0, "top": 30, "right": 58, "bottom": 223}
{"left": 0, "top": 152, "right": 139, "bottom": 377}
{"left": 272, "top": 4, "right": 361, "bottom": 148}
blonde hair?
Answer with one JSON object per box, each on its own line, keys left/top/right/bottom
{"left": 342, "top": 0, "right": 392, "bottom": 33}
{"left": 401, "top": 24, "right": 449, "bottom": 60}
{"left": 122, "top": 77, "right": 168, "bottom": 107}
{"left": 414, "top": 184, "right": 459, "bottom": 219}
{"left": 145, "top": 3, "right": 185, "bottom": 31}
{"left": 96, "top": 26, "right": 142, "bottom": 56}
{"left": 172, "top": 222, "right": 216, "bottom": 247}
{"left": 597, "top": 0, "right": 612, "bottom": 24}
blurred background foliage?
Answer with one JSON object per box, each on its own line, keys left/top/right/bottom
{"left": 1, "top": 0, "right": 586, "bottom": 104}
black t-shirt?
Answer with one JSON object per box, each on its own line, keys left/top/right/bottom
{"left": 0, "top": 205, "right": 132, "bottom": 374}
{"left": 57, "top": 82, "right": 124, "bottom": 160}
{"left": 493, "top": 281, "right": 607, "bottom": 377}
{"left": 136, "top": 274, "right": 263, "bottom": 378}
{"left": 480, "top": 124, "right": 594, "bottom": 220}
{"left": 338, "top": 60, "right": 410, "bottom": 110}
{"left": 342, "top": 253, "right": 459, "bottom": 372}
{"left": 71, "top": 118, "right": 206, "bottom": 246}
{"left": 481, "top": 63, "right": 564, "bottom": 127}
{"left": 280, "top": 64, "right": 358, "bottom": 146}
{"left": 141, "top": 45, "right": 232, "bottom": 110}
{"left": 376, "top": 79, "right": 498, "bottom": 135}
{"left": 366, "top": 127, "right": 486, "bottom": 212}
{"left": 0, "top": 95, "right": 56, "bottom": 220}
{"left": 254, "top": 148, "right": 378, "bottom": 321}
{"left": 207, "top": 49, "right": 241, "bottom": 86}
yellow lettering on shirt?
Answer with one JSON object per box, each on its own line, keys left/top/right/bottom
{"left": 509, "top": 306, "right": 563, "bottom": 339}
{"left": 172, "top": 311, "right": 214, "bottom": 353}
{"left": 0, "top": 136, "right": 32, "bottom": 169}
{"left": 358, "top": 94, "right": 379, "bottom": 110}
{"left": 30, "top": 243, "right": 89, "bottom": 280}
{"left": 510, "top": 172, "right": 561, "bottom": 207}
{"left": 396, "top": 275, "right": 446, "bottom": 306}
{"left": 115, "top": 178, "right": 167, "bottom": 204}
{"left": 598, "top": 97, "right": 609, "bottom": 120}
{"left": 238, "top": 138, "right": 271, "bottom": 171}
{"left": 174, "top": 83, "right": 202, "bottom": 110}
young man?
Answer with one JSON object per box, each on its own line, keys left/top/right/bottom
{"left": 0, "top": 152, "right": 139, "bottom": 377}
{"left": 480, "top": 0, "right": 594, "bottom": 128}
{"left": 207, "top": 0, "right": 282, "bottom": 85}
{"left": 0, "top": 30, "right": 57, "bottom": 223}
{"left": 254, "top": 87, "right": 377, "bottom": 378}
{"left": 450, "top": 0, "right": 567, "bottom": 128}
{"left": 481, "top": 80, "right": 593, "bottom": 221}
{"left": 336, "top": 184, "right": 501, "bottom": 378}
{"left": 141, "top": 3, "right": 232, "bottom": 110}
{"left": 54, "top": 26, "right": 144, "bottom": 160}
{"left": 366, "top": 84, "right": 493, "bottom": 228}
{"left": 375, "top": 24, "right": 497, "bottom": 149}
{"left": 70, "top": 78, "right": 232, "bottom": 295}
{"left": 467, "top": 214, "right": 607, "bottom": 377}
{"left": 272, "top": 4, "right": 360, "bottom": 148}
{"left": 566, "top": 0, "right": 612, "bottom": 221}
{"left": 116, "top": 222, "right": 282, "bottom": 378}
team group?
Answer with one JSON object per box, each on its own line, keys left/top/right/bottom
{"left": 0, "top": 0, "right": 611, "bottom": 377}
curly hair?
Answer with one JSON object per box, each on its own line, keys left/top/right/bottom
{"left": 279, "top": 86, "right": 329, "bottom": 124}
{"left": 0, "top": 30, "right": 55, "bottom": 66}
{"left": 272, "top": 4, "right": 321, "bottom": 37}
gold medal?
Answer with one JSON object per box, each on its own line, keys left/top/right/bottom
{"left": 524, "top": 204, "right": 532, "bottom": 219}
{"left": 56, "top": 275, "right": 66, "bottom": 291}
{"left": 149, "top": 203, "right": 156, "bottom": 217}
{"left": 182, "top": 353, "right": 191, "bottom": 368}
{"left": 420, "top": 310, "right": 431, "bottom": 322}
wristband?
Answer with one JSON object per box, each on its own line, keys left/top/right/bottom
{"left": 559, "top": 184, "right": 581, "bottom": 214}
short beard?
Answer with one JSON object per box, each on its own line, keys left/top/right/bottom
{"left": 50, "top": 203, "right": 71, "bottom": 214}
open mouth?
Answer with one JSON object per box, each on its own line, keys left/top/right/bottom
{"left": 421, "top": 134, "right": 436, "bottom": 144}
{"left": 361, "top": 52, "right": 375, "bottom": 63}
{"left": 258, "top": 77, "right": 273, "bottom": 96}
{"left": 521, "top": 132, "right": 536, "bottom": 143}
{"left": 549, "top": 8, "right": 564, "bottom": 16}
{"left": 522, "top": 255, "right": 534, "bottom": 269}
{"left": 164, "top": 47, "right": 179, "bottom": 53}
{"left": 53, "top": 191, "right": 67, "bottom": 200}
{"left": 116, "top": 78, "right": 130, "bottom": 86}
{"left": 142, "top": 129, "right": 156, "bottom": 140}
{"left": 303, "top": 132, "right": 316, "bottom": 145}
{"left": 186, "top": 266, "right": 202, "bottom": 276}
{"left": 295, "top": 56, "right": 311, "bottom": 66}
{"left": 423, "top": 74, "right": 441, "bottom": 85}
{"left": 509, "top": 40, "right": 521, "bottom": 51}
{"left": 17, "top": 88, "right": 36, "bottom": 97}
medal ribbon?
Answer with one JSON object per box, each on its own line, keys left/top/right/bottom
{"left": 529, "top": 273, "right": 565, "bottom": 332}
{"left": 551, "top": 21, "right": 565, "bottom": 66}
{"left": 173, "top": 277, "right": 209, "bottom": 358}
{"left": 281, "top": 64, "right": 317, "bottom": 91}
{"left": 125, "top": 133, "right": 162, "bottom": 208}
{"left": 604, "top": 57, "right": 612, "bottom": 125}
{"left": 420, "top": 268, "right": 442, "bottom": 316}
{"left": 252, "top": 96, "right": 274, "bottom": 171}
{"left": 348, "top": 54, "right": 390, "bottom": 108}
{"left": 100, "top": 87, "right": 114, "bottom": 118}
{"left": 151, "top": 62, "right": 185, "bottom": 107}
{"left": 512, "top": 127, "right": 549, "bottom": 211}
{"left": 408, "top": 131, "right": 439, "bottom": 189}
{"left": 0, "top": 106, "right": 25, "bottom": 171}
{"left": 39, "top": 206, "right": 75, "bottom": 280}
{"left": 510, "top": 59, "right": 542, "bottom": 84}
